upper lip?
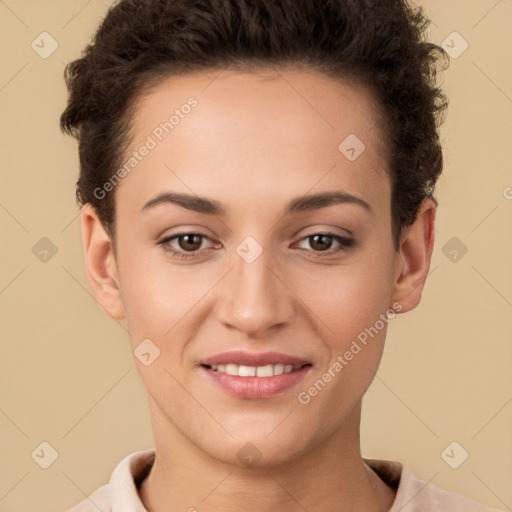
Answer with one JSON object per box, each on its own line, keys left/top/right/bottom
{"left": 201, "top": 350, "right": 311, "bottom": 368}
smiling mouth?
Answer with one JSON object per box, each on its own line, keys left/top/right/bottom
{"left": 201, "top": 363, "right": 311, "bottom": 377}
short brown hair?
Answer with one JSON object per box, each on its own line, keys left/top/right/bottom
{"left": 60, "top": 0, "right": 449, "bottom": 249}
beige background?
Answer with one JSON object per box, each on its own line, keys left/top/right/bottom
{"left": 1, "top": 1, "right": 511, "bottom": 511}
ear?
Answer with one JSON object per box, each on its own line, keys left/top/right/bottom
{"left": 80, "top": 204, "right": 126, "bottom": 320}
{"left": 391, "top": 198, "right": 436, "bottom": 313}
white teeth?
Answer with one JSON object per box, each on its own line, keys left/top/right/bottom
{"left": 209, "top": 363, "right": 302, "bottom": 377}
{"left": 256, "top": 364, "right": 274, "bottom": 377}
{"left": 239, "top": 365, "right": 256, "bottom": 377}
{"left": 273, "top": 364, "right": 285, "bottom": 375}
{"left": 226, "top": 364, "right": 238, "bottom": 376}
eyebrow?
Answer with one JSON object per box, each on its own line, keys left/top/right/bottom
{"left": 141, "top": 190, "right": 372, "bottom": 216}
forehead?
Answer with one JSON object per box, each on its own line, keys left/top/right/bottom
{"left": 132, "top": 66, "right": 387, "bottom": 150}
{"left": 118, "top": 66, "right": 391, "bottom": 215}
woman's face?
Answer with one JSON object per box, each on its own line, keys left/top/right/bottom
{"left": 110, "top": 67, "right": 403, "bottom": 465}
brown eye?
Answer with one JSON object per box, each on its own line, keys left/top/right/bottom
{"left": 308, "top": 234, "right": 335, "bottom": 251}
{"left": 158, "top": 232, "right": 220, "bottom": 261}
{"left": 296, "top": 232, "right": 355, "bottom": 257}
{"left": 177, "top": 234, "right": 204, "bottom": 252}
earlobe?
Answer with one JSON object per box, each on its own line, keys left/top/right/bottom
{"left": 391, "top": 198, "right": 437, "bottom": 313}
{"left": 80, "top": 204, "right": 126, "bottom": 320}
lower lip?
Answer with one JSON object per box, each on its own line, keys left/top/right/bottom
{"left": 201, "top": 365, "right": 312, "bottom": 399}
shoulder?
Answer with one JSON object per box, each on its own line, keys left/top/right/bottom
{"left": 63, "top": 484, "right": 110, "bottom": 512}
{"left": 364, "top": 458, "right": 505, "bottom": 512}
{"left": 63, "top": 448, "right": 155, "bottom": 512}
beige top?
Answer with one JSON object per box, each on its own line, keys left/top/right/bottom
{"left": 66, "top": 448, "right": 503, "bottom": 512}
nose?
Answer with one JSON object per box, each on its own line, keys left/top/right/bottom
{"left": 215, "top": 241, "right": 296, "bottom": 338}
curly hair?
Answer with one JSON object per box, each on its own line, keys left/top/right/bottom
{"left": 60, "top": 0, "right": 448, "bottom": 249}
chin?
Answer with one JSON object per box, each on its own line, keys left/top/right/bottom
{"left": 209, "top": 440, "right": 305, "bottom": 469}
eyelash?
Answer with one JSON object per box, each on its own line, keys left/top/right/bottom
{"left": 157, "top": 232, "right": 355, "bottom": 260}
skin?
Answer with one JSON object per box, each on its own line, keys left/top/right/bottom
{"left": 81, "top": 66, "right": 436, "bottom": 512}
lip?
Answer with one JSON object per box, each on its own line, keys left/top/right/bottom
{"left": 199, "top": 350, "right": 312, "bottom": 399}
{"left": 201, "top": 350, "right": 310, "bottom": 367}
{"left": 201, "top": 365, "right": 311, "bottom": 399}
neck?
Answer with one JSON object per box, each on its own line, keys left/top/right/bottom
{"left": 139, "top": 399, "right": 396, "bottom": 512}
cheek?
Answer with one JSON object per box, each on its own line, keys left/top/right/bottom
{"left": 293, "top": 256, "right": 395, "bottom": 341}
{"left": 292, "top": 251, "right": 395, "bottom": 396}
{"left": 295, "top": 268, "right": 395, "bottom": 410}
{"left": 116, "top": 243, "right": 210, "bottom": 343}
{"left": 121, "top": 268, "right": 213, "bottom": 341}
